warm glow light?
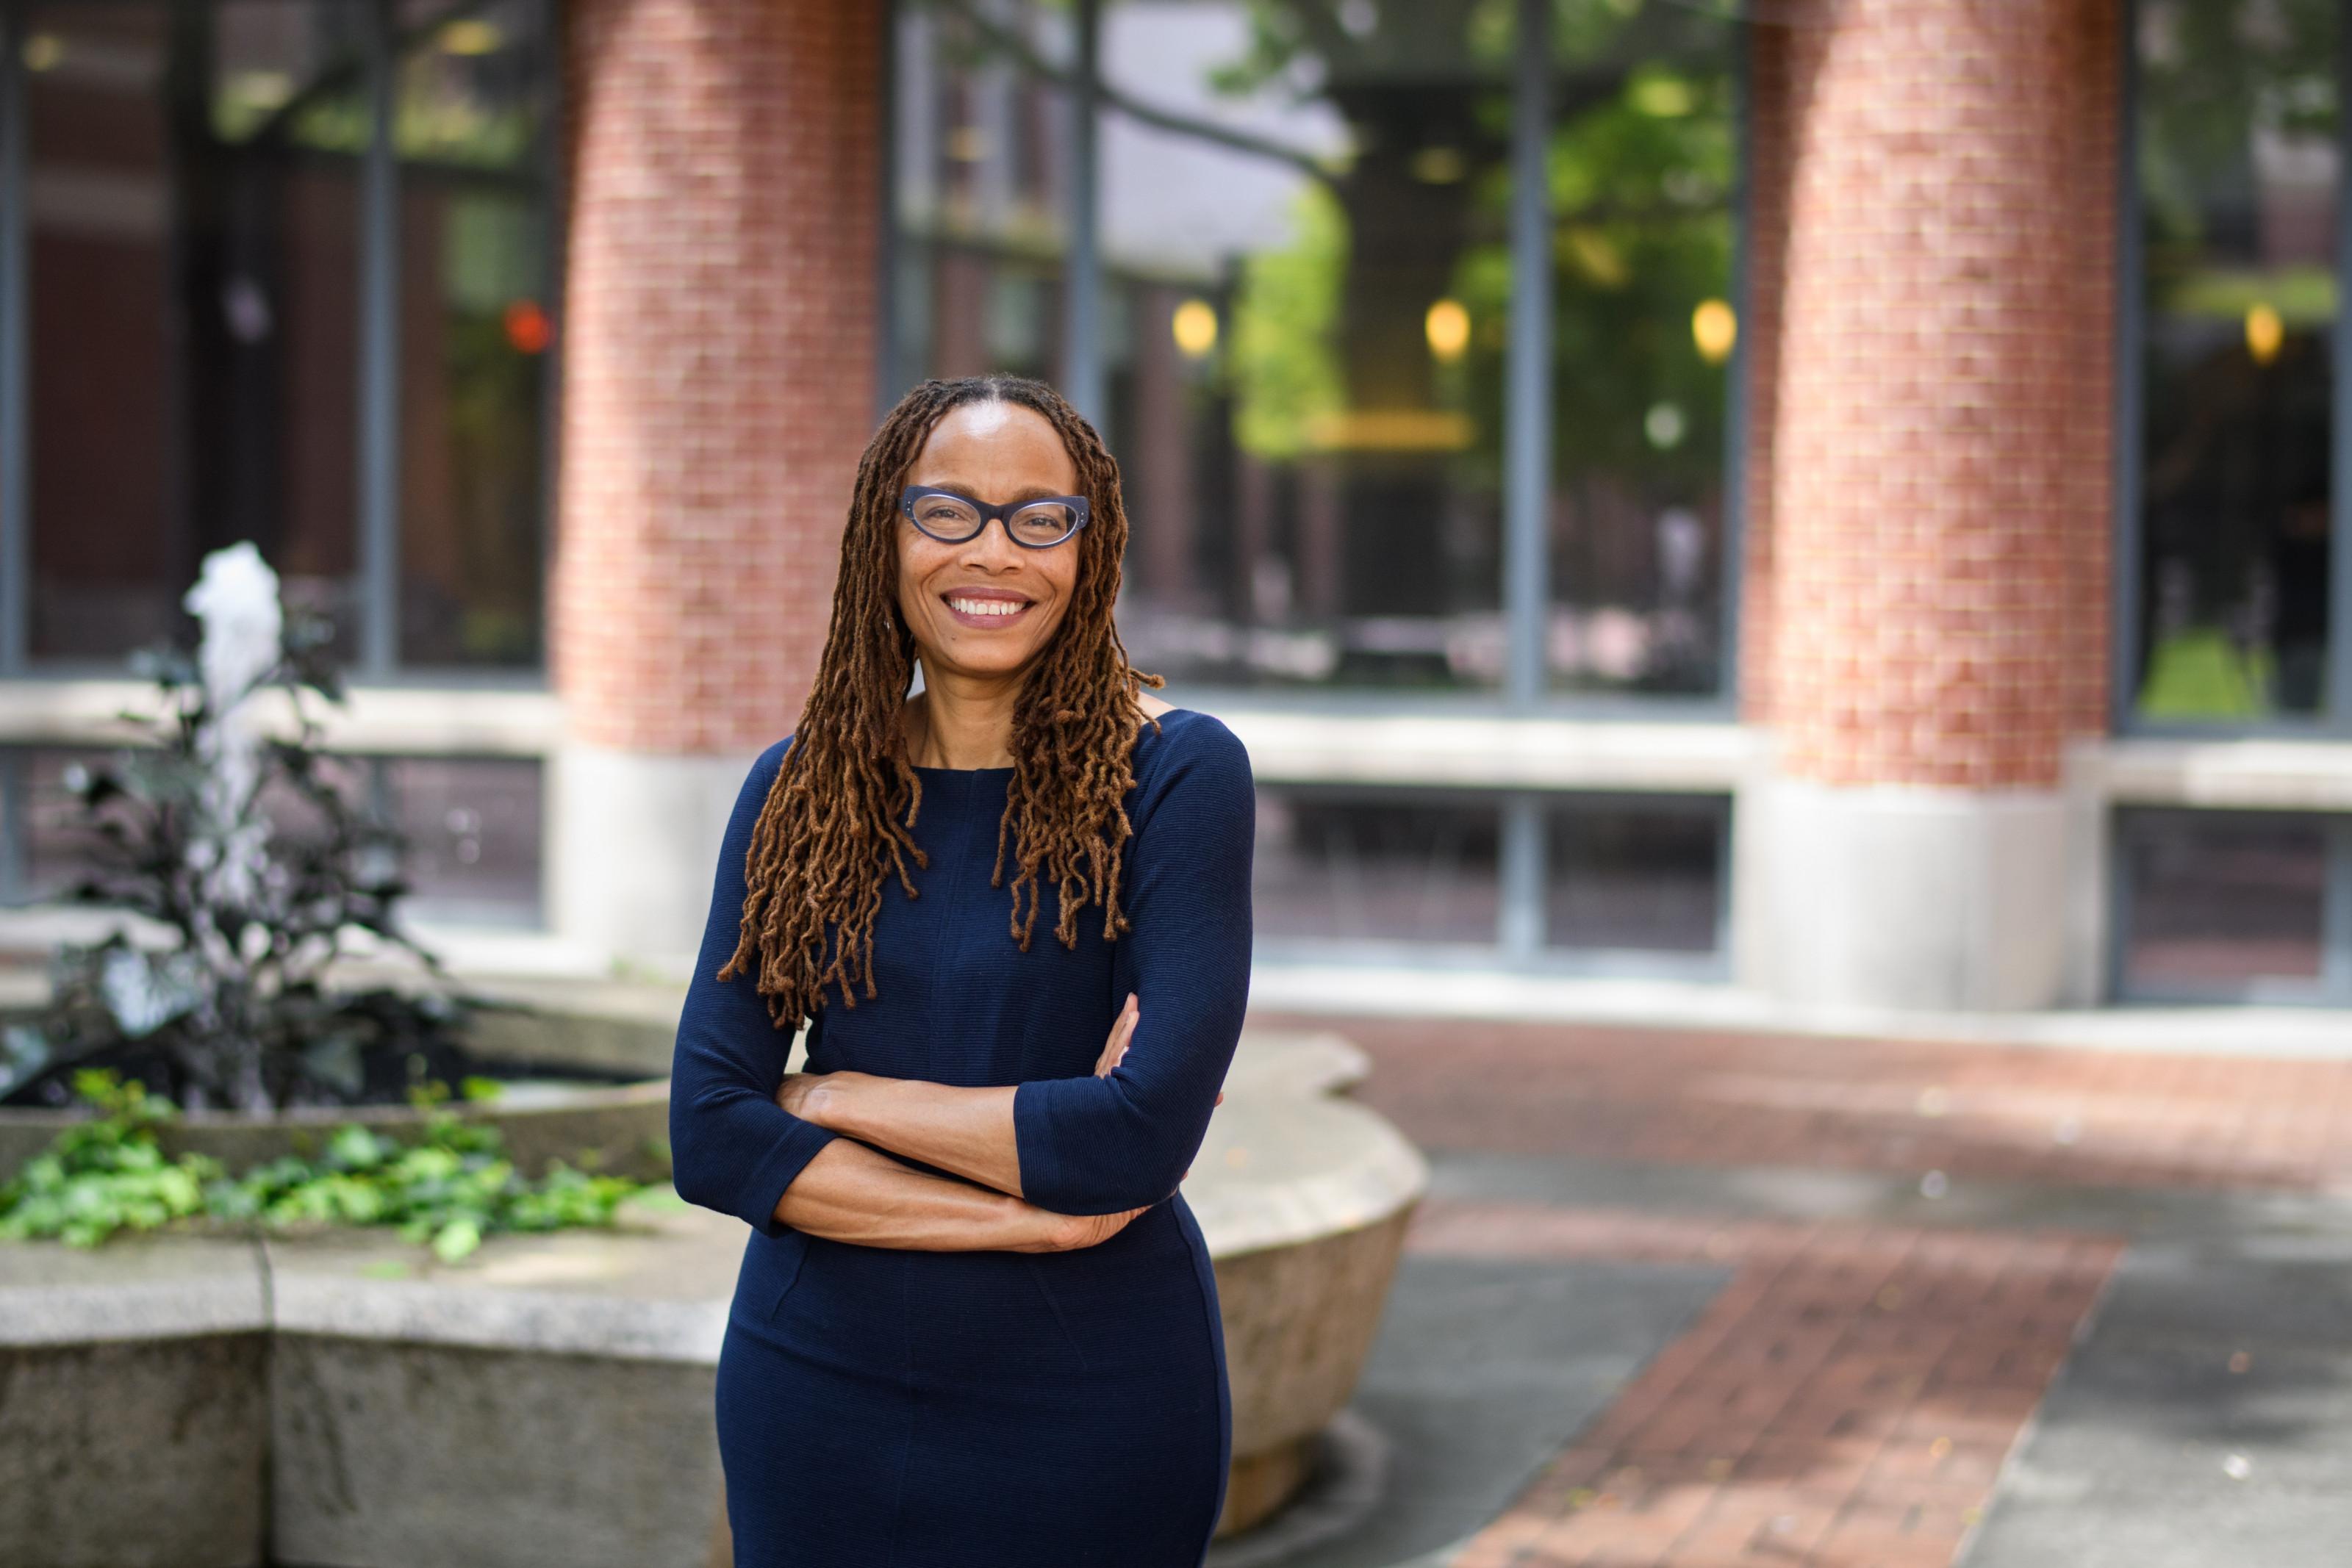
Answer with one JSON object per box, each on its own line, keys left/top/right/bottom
{"left": 21, "top": 32, "right": 62, "bottom": 71}
{"left": 1172, "top": 299, "right": 1218, "bottom": 358}
{"left": 503, "top": 300, "right": 552, "bottom": 355}
{"left": 1305, "top": 409, "right": 1474, "bottom": 453}
{"left": 440, "top": 18, "right": 502, "bottom": 54}
{"left": 2246, "top": 302, "right": 2284, "bottom": 364}
{"left": 1424, "top": 298, "right": 1470, "bottom": 362}
{"left": 1693, "top": 298, "right": 1738, "bottom": 363}
{"left": 1410, "top": 146, "right": 1467, "bottom": 184}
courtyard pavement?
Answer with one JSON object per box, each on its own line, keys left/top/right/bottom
{"left": 1216, "top": 1014, "right": 2352, "bottom": 1568}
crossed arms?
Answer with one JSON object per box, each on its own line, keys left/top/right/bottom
{"left": 666, "top": 730, "right": 1254, "bottom": 1256}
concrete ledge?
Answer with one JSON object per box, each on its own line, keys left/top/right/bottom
{"left": 0, "top": 677, "right": 564, "bottom": 757}
{"left": 0, "top": 1029, "right": 1426, "bottom": 1568}
{"left": 1208, "top": 705, "right": 1757, "bottom": 793}
{"left": 1250, "top": 963, "right": 2352, "bottom": 1060}
{"left": 2077, "top": 735, "right": 2352, "bottom": 813}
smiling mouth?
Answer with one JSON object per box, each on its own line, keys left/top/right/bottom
{"left": 942, "top": 593, "right": 1034, "bottom": 625}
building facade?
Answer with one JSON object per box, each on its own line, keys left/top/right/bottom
{"left": 1, "top": 0, "right": 2347, "bottom": 1013}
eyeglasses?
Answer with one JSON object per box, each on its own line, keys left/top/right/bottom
{"left": 899, "top": 485, "right": 1091, "bottom": 550}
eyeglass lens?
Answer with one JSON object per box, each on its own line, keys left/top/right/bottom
{"left": 907, "top": 494, "right": 1078, "bottom": 547}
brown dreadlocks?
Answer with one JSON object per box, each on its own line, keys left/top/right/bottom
{"left": 715, "top": 375, "right": 1165, "bottom": 1031}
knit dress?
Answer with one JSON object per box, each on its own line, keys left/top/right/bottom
{"left": 668, "top": 708, "right": 1255, "bottom": 1568}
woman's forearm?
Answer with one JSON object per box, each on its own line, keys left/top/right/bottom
{"left": 771, "top": 1134, "right": 1054, "bottom": 1250}
{"left": 798, "top": 1077, "right": 1026, "bottom": 1198}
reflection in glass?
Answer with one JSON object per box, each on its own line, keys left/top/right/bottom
{"left": 890, "top": 1, "right": 1072, "bottom": 392}
{"left": 24, "top": 0, "right": 365, "bottom": 661}
{"left": 393, "top": 0, "right": 553, "bottom": 668}
{"left": 1544, "top": 6, "right": 1736, "bottom": 697}
{"left": 1252, "top": 790, "right": 1499, "bottom": 944}
{"left": 2120, "top": 809, "right": 2328, "bottom": 992}
{"left": 384, "top": 755, "right": 542, "bottom": 924}
{"left": 2135, "top": 0, "right": 2337, "bottom": 722}
{"left": 1545, "top": 799, "right": 1722, "bottom": 954}
{"left": 4, "top": 747, "right": 107, "bottom": 904}
{"left": 1090, "top": 1, "right": 1507, "bottom": 688}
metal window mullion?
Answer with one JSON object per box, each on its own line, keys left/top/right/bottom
{"left": 534, "top": 0, "right": 564, "bottom": 679}
{"left": 0, "top": 0, "right": 27, "bottom": 675}
{"left": 1716, "top": 5, "right": 1749, "bottom": 714}
{"left": 2112, "top": 0, "right": 2146, "bottom": 735}
{"left": 356, "top": 0, "right": 401, "bottom": 678}
{"left": 1499, "top": 793, "right": 1546, "bottom": 959}
{"left": 876, "top": 0, "right": 903, "bottom": 422}
{"left": 1503, "top": 0, "right": 1551, "bottom": 712}
{"left": 2331, "top": 0, "right": 2352, "bottom": 730}
{"left": 1058, "top": 0, "right": 1100, "bottom": 425}
{"left": 2325, "top": 814, "right": 2352, "bottom": 999}
{"left": 1496, "top": 0, "right": 1554, "bottom": 959}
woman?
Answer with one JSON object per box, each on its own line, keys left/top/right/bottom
{"left": 668, "top": 374, "right": 1254, "bottom": 1567}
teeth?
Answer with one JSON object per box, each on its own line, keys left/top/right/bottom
{"left": 949, "top": 597, "right": 1025, "bottom": 618}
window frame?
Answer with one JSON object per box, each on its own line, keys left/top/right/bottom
{"left": 878, "top": 0, "right": 1750, "bottom": 725}
{"left": 2109, "top": 802, "right": 2352, "bottom": 1005}
{"left": 1249, "top": 777, "right": 1733, "bottom": 977}
{"left": 0, "top": 0, "right": 564, "bottom": 684}
{"left": 2112, "top": 0, "right": 2352, "bottom": 741}
{"left": 879, "top": 0, "right": 1750, "bottom": 968}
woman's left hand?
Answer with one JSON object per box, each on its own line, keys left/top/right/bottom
{"left": 1094, "top": 992, "right": 1223, "bottom": 1107}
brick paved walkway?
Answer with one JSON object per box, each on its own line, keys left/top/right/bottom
{"left": 1411, "top": 1205, "right": 2120, "bottom": 1568}
{"left": 1286, "top": 1015, "right": 2352, "bottom": 1193}
{"left": 1247, "top": 1013, "right": 2352, "bottom": 1568}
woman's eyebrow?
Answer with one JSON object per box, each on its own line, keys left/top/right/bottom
{"left": 916, "top": 481, "right": 1075, "bottom": 503}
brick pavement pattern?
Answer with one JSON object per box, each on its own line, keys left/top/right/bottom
{"left": 1307, "top": 1015, "right": 2352, "bottom": 1193}
{"left": 1413, "top": 1205, "right": 2120, "bottom": 1568}
{"left": 1254, "top": 1010, "right": 2352, "bottom": 1566}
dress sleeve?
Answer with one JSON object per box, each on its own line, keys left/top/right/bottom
{"left": 667, "top": 739, "right": 842, "bottom": 1237}
{"left": 1011, "top": 718, "right": 1255, "bottom": 1215}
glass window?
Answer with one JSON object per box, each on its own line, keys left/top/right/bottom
{"left": 1544, "top": 2, "right": 1737, "bottom": 697}
{"left": 21, "top": 0, "right": 365, "bottom": 663}
{"left": 2133, "top": 0, "right": 2339, "bottom": 724}
{"left": 1546, "top": 796, "right": 1724, "bottom": 954}
{"left": 890, "top": 1, "right": 1074, "bottom": 391}
{"left": 1089, "top": 0, "right": 1510, "bottom": 690}
{"left": 393, "top": 0, "right": 553, "bottom": 669}
{"left": 0, "top": 746, "right": 107, "bottom": 905}
{"left": 1, "top": 745, "right": 540, "bottom": 924}
{"left": 2118, "top": 808, "right": 2331, "bottom": 996}
{"left": 381, "top": 755, "right": 542, "bottom": 925}
{"left": 1253, "top": 788, "right": 1500, "bottom": 945}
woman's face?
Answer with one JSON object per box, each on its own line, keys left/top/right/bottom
{"left": 895, "top": 400, "right": 1085, "bottom": 686}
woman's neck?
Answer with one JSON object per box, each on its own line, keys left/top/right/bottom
{"left": 903, "top": 676, "right": 1020, "bottom": 769}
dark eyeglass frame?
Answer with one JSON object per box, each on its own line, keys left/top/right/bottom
{"left": 899, "top": 485, "right": 1091, "bottom": 549}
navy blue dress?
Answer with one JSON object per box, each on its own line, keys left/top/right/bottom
{"left": 669, "top": 708, "right": 1255, "bottom": 1568}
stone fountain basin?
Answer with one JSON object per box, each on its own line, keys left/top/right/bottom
{"left": 0, "top": 1023, "right": 1426, "bottom": 1568}
{"left": 0, "top": 987, "right": 682, "bottom": 1184}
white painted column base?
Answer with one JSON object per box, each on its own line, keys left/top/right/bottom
{"left": 1732, "top": 772, "right": 2073, "bottom": 1013}
{"left": 548, "top": 742, "right": 765, "bottom": 970}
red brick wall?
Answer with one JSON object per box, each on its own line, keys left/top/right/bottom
{"left": 1738, "top": 0, "right": 2118, "bottom": 788}
{"left": 553, "top": 0, "right": 883, "bottom": 755}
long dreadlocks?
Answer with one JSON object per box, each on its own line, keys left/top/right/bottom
{"left": 715, "top": 375, "right": 1166, "bottom": 1031}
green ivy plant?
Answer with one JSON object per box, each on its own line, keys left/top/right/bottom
{"left": 0, "top": 1069, "right": 647, "bottom": 1264}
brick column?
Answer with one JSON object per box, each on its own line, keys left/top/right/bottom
{"left": 1732, "top": 0, "right": 2119, "bottom": 1009}
{"left": 549, "top": 0, "right": 882, "bottom": 963}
